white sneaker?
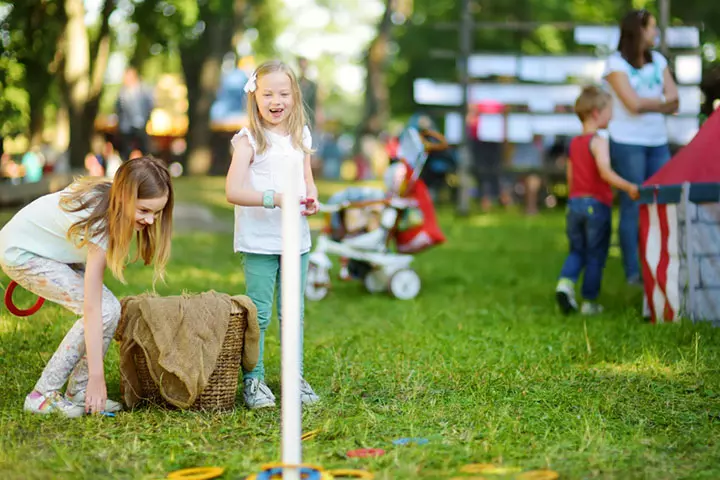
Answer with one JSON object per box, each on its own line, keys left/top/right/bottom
{"left": 300, "top": 378, "right": 320, "bottom": 405}
{"left": 555, "top": 278, "right": 578, "bottom": 314}
{"left": 243, "top": 378, "right": 276, "bottom": 409}
{"left": 581, "top": 302, "right": 604, "bottom": 315}
{"left": 66, "top": 391, "right": 123, "bottom": 413}
{"left": 24, "top": 391, "right": 85, "bottom": 418}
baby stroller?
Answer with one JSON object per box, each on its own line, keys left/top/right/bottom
{"left": 306, "top": 128, "right": 446, "bottom": 301}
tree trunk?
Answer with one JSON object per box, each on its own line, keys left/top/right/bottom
{"left": 60, "top": 0, "right": 113, "bottom": 169}
{"left": 28, "top": 92, "right": 45, "bottom": 147}
{"left": 355, "top": 0, "right": 395, "bottom": 152}
{"left": 18, "top": 2, "right": 63, "bottom": 148}
{"left": 181, "top": 17, "right": 233, "bottom": 175}
{"left": 54, "top": 96, "right": 70, "bottom": 153}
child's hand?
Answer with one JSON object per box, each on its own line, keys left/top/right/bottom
{"left": 302, "top": 197, "right": 319, "bottom": 216}
{"left": 85, "top": 375, "right": 107, "bottom": 415}
{"left": 628, "top": 184, "right": 640, "bottom": 201}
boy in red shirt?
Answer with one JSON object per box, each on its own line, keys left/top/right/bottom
{"left": 556, "top": 86, "right": 640, "bottom": 315}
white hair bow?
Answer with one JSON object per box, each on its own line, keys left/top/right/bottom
{"left": 244, "top": 73, "right": 257, "bottom": 93}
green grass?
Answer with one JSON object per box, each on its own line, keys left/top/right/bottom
{"left": 1, "top": 177, "right": 720, "bottom": 480}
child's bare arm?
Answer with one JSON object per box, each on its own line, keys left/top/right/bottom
{"left": 83, "top": 244, "right": 107, "bottom": 414}
{"left": 225, "top": 136, "right": 282, "bottom": 207}
{"left": 590, "top": 136, "right": 639, "bottom": 200}
{"left": 303, "top": 152, "right": 319, "bottom": 215}
{"left": 304, "top": 152, "right": 317, "bottom": 198}
{"left": 422, "top": 130, "right": 449, "bottom": 152}
{"left": 606, "top": 71, "right": 676, "bottom": 115}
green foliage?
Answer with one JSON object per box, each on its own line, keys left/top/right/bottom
{"left": 129, "top": 0, "right": 280, "bottom": 64}
{"left": 1, "top": 177, "right": 720, "bottom": 479}
{"left": 0, "top": 56, "right": 28, "bottom": 137}
{"left": 247, "top": 0, "right": 283, "bottom": 58}
{"left": 388, "top": 0, "right": 718, "bottom": 118}
{"left": 0, "top": 0, "right": 66, "bottom": 138}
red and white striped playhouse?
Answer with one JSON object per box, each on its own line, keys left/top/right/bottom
{"left": 639, "top": 109, "right": 720, "bottom": 325}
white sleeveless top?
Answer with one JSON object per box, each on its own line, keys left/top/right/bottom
{"left": 603, "top": 51, "right": 668, "bottom": 146}
{"left": 230, "top": 126, "right": 312, "bottom": 255}
{"left": 0, "top": 188, "right": 108, "bottom": 267}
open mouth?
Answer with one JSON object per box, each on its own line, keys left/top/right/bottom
{"left": 269, "top": 107, "right": 284, "bottom": 119}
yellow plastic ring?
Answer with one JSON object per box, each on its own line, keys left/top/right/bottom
{"left": 167, "top": 466, "right": 225, "bottom": 479}
{"left": 516, "top": 470, "right": 560, "bottom": 480}
{"left": 327, "top": 469, "right": 374, "bottom": 479}
{"left": 459, "top": 464, "right": 494, "bottom": 474}
{"left": 459, "top": 464, "right": 521, "bottom": 475}
{"left": 301, "top": 429, "right": 321, "bottom": 441}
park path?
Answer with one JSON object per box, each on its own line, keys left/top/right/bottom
{"left": 172, "top": 203, "right": 233, "bottom": 234}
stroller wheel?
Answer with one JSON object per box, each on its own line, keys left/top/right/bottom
{"left": 305, "top": 264, "right": 330, "bottom": 301}
{"left": 364, "top": 269, "right": 388, "bottom": 294}
{"left": 389, "top": 269, "right": 421, "bottom": 300}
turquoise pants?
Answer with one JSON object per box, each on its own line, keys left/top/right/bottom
{"left": 242, "top": 252, "right": 309, "bottom": 381}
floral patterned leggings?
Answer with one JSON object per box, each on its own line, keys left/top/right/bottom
{"left": 1, "top": 255, "right": 121, "bottom": 396}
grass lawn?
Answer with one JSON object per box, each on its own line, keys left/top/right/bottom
{"left": 1, "top": 177, "right": 719, "bottom": 480}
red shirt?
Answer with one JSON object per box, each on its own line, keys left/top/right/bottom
{"left": 568, "top": 134, "right": 613, "bottom": 206}
{"left": 468, "top": 100, "right": 505, "bottom": 141}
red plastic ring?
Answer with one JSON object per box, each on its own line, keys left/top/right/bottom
{"left": 4, "top": 281, "right": 45, "bottom": 317}
{"left": 346, "top": 448, "right": 385, "bottom": 458}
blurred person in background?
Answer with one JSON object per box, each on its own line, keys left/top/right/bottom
{"left": 115, "top": 67, "right": 154, "bottom": 161}
{"left": 298, "top": 57, "right": 319, "bottom": 132}
{"left": 415, "top": 114, "right": 454, "bottom": 202}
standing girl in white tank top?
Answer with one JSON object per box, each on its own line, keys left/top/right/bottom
{"left": 225, "top": 60, "right": 320, "bottom": 409}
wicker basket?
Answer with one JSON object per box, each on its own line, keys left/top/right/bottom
{"left": 120, "top": 299, "right": 247, "bottom": 412}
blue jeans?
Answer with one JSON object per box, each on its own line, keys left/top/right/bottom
{"left": 559, "top": 198, "right": 612, "bottom": 301}
{"left": 609, "top": 140, "right": 671, "bottom": 280}
{"left": 242, "top": 252, "right": 309, "bottom": 381}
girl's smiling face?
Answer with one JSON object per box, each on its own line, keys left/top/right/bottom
{"left": 134, "top": 195, "right": 168, "bottom": 231}
{"left": 255, "top": 71, "right": 295, "bottom": 129}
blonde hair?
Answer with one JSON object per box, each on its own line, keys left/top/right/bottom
{"left": 246, "top": 60, "right": 313, "bottom": 155}
{"left": 575, "top": 85, "right": 612, "bottom": 121}
{"left": 60, "top": 155, "right": 174, "bottom": 284}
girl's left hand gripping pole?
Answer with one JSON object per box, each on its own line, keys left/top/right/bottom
{"left": 4, "top": 281, "right": 45, "bottom": 316}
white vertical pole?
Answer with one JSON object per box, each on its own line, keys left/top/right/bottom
{"left": 281, "top": 157, "right": 301, "bottom": 480}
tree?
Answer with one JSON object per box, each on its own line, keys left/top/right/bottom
{"left": 355, "top": 0, "right": 396, "bottom": 144}
{"left": 56, "top": 0, "right": 115, "bottom": 169}
{"left": 3, "top": 1, "right": 65, "bottom": 145}
{"left": 131, "top": 0, "right": 280, "bottom": 175}
{"left": 0, "top": 56, "right": 27, "bottom": 139}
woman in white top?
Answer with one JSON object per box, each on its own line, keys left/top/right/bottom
{"left": 603, "top": 9, "right": 679, "bottom": 284}
{"left": 225, "top": 60, "right": 320, "bottom": 409}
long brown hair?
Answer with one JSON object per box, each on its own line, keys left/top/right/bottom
{"left": 617, "top": 9, "right": 653, "bottom": 69}
{"left": 60, "top": 155, "right": 174, "bottom": 284}
{"left": 246, "top": 60, "right": 313, "bottom": 155}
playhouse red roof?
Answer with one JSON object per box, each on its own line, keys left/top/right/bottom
{"left": 644, "top": 109, "right": 720, "bottom": 186}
